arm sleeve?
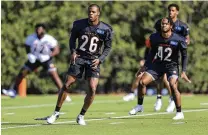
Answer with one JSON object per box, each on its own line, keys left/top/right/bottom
{"left": 98, "top": 28, "right": 113, "bottom": 63}
{"left": 180, "top": 39, "right": 188, "bottom": 72}
{"left": 183, "top": 24, "right": 190, "bottom": 37}
{"left": 49, "top": 36, "right": 58, "bottom": 48}
{"left": 144, "top": 36, "right": 154, "bottom": 67}
{"left": 25, "top": 36, "right": 32, "bottom": 46}
{"left": 144, "top": 47, "right": 150, "bottom": 60}
{"left": 69, "top": 22, "right": 78, "bottom": 54}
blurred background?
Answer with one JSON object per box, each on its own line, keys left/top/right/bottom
{"left": 1, "top": 1, "right": 208, "bottom": 95}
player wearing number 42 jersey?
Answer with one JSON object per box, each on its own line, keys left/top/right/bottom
{"left": 2, "top": 23, "right": 71, "bottom": 102}
{"left": 46, "top": 4, "right": 113, "bottom": 125}
{"left": 129, "top": 17, "right": 191, "bottom": 120}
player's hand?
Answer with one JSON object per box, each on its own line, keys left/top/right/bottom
{"left": 27, "top": 53, "right": 37, "bottom": 63}
{"left": 135, "top": 66, "right": 146, "bottom": 77}
{"left": 139, "top": 60, "right": 145, "bottom": 67}
{"left": 38, "top": 54, "right": 50, "bottom": 63}
{"left": 181, "top": 72, "right": 191, "bottom": 83}
{"left": 91, "top": 59, "right": 100, "bottom": 70}
{"left": 71, "top": 52, "right": 79, "bottom": 65}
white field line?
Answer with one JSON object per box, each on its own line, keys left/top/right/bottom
{"left": 1, "top": 122, "right": 10, "bottom": 124}
{"left": 1, "top": 108, "right": 208, "bottom": 130}
{"left": 172, "top": 122, "right": 185, "bottom": 125}
{"left": 110, "top": 122, "right": 124, "bottom": 125}
{"left": 200, "top": 103, "right": 208, "bottom": 105}
{"left": 105, "top": 112, "right": 116, "bottom": 115}
{"left": 1, "top": 100, "right": 124, "bottom": 110}
{"left": 5, "top": 113, "right": 15, "bottom": 115}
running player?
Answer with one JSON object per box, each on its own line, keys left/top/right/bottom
{"left": 2, "top": 23, "right": 72, "bottom": 102}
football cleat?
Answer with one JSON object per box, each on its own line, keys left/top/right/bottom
{"left": 123, "top": 93, "right": 135, "bottom": 102}
{"left": 154, "top": 99, "right": 162, "bottom": 111}
{"left": 2, "top": 89, "right": 17, "bottom": 98}
{"left": 65, "top": 95, "right": 72, "bottom": 102}
{"left": 129, "top": 105, "right": 143, "bottom": 115}
{"left": 166, "top": 100, "right": 175, "bottom": 113}
{"left": 76, "top": 114, "right": 86, "bottom": 125}
{"left": 173, "top": 112, "right": 184, "bottom": 120}
{"left": 46, "top": 111, "right": 59, "bottom": 124}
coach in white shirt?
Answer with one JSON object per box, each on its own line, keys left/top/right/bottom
{"left": 2, "top": 23, "right": 72, "bottom": 102}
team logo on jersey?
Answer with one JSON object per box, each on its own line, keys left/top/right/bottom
{"left": 170, "top": 41, "right": 178, "bottom": 46}
{"left": 96, "top": 29, "right": 105, "bottom": 35}
{"left": 175, "top": 26, "right": 182, "bottom": 31}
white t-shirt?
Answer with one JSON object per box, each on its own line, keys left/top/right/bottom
{"left": 25, "top": 33, "right": 58, "bottom": 57}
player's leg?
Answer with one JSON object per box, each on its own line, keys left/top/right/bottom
{"left": 163, "top": 74, "right": 175, "bottom": 112}
{"left": 47, "top": 75, "right": 76, "bottom": 124}
{"left": 154, "top": 79, "right": 163, "bottom": 111}
{"left": 2, "top": 60, "right": 37, "bottom": 98}
{"left": 167, "top": 67, "right": 184, "bottom": 120}
{"left": 47, "top": 57, "right": 84, "bottom": 124}
{"left": 76, "top": 60, "right": 100, "bottom": 125}
{"left": 77, "top": 77, "right": 99, "bottom": 125}
{"left": 46, "top": 62, "right": 72, "bottom": 102}
{"left": 129, "top": 72, "right": 154, "bottom": 115}
{"left": 123, "top": 73, "right": 143, "bottom": 101}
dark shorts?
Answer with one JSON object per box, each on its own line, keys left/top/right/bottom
{"left": 67, "top": 57, "right": 100, "bottom": 79}
{"left": 146, "top": 63, "right": 179, "bottom": 81}
{"left": 23, "top": 59, "right": 56, "bottom": 72}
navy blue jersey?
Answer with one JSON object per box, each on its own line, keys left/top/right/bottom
{"left": 69, "top": 18, "right": 113, "bottom": 63}
{"left": 148, "top": 32, "right": 187, "bottom": 71}
{"left": 154, "top": 19, "right": 189, "bottom": 37}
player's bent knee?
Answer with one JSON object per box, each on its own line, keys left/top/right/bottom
{"left": 139, "top": 80, "right": 147, "bottom": 87}
{"left": 62, "top": 84, "right": 72, "bottom": 93}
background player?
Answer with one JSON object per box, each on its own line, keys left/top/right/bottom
{"left": 154, "top": 3, "right": 190, "bottom": 112}
{"left": 123, "top": 3, "right": 190, "bottom": 113}
{"left": 2, "top": 23, "right": 72, "bottom": 102}
{"left": 129, "top": 17, "right": 191, "bottom": 120}
{"left": 46, "top": 4, "right": 113, "bottom": 125}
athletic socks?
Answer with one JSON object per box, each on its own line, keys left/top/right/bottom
{"left": 176, "top": 106, "right": 181, "bottom": 112}
{"left": 157, "top": 94, "right": 162, "bottom": 99}
{"left": 138, "top": 96, "right": 144, "bottom": 105}
{"left": 55, "top": 106, "right": 61, "bottom": 112}
{"left": 80, "top": 108, "right": 86, "bottom": 115}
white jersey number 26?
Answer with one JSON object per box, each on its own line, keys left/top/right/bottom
{"left": 80, "top": 35, "right": 99, "bottom": 53}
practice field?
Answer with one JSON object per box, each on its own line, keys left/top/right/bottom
{"left": 1, "top": 95, "right": 208, "bottom": 135}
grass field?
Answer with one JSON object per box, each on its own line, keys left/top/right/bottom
{"left": 1, "top": 94, "right": 208, "bottom": 135}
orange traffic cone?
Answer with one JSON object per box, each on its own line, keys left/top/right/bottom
{"left": 18, "top": 78, "right": 27, "bottom": 97}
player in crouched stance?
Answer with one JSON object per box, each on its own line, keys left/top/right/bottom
{"left": 46, "top": 4, "right": 113, "bottom": 125}
{"left": 129, "top": 17, "right": 191, "bottom": 120}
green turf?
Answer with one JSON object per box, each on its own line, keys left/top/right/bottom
{"left": 1, "top": 95, "right": 208, "bottom": 135}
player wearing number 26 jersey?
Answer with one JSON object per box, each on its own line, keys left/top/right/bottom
{"left": 46, "top": 4, "right": 113, "bottom": 126}
{"left": 68, "top": 18, "right": 113, "bottom": 78}
{"left": 70, "top": 18, "right": 113, "bottom": 62}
